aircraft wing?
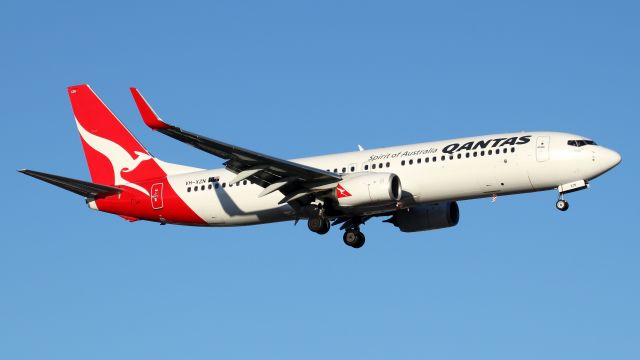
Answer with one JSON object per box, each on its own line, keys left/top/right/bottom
{"left": 130, "top": 88, "right": 341, "bottom": 204}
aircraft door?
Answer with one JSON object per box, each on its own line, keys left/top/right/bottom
{"left": 536, "top": 136, "right": 550, "bottom": 162}
{"left": 151, "top": 183, "right": 164, "bottom": 210}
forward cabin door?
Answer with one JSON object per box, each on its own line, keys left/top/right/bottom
{"left": 536, "top": 136, "right": 550, "bottom": 162}
{"left": 151, "top": 183, "right": 164, "bottom": 210}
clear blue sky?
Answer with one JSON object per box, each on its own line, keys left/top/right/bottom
{"left": 1, "top": 1, "right": 638, "bottom": 359}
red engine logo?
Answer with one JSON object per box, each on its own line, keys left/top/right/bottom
{"left": 336, "top": 184, "right": 352, "bottom": 198}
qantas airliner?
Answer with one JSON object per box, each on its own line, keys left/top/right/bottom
{"left": 20, "top": 85, "right": 621, "bottom": 248}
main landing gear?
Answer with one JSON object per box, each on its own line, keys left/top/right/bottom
{"left": 306, "top": 211, "right": 367, "bottom": 248}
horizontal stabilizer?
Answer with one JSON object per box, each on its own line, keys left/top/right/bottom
{"left": 19, "top": 169, "right": 122, "bottom": 198}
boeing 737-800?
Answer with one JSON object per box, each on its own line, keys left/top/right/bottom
{"left": 20, "top": 85, "right": 622, "bottom": 248}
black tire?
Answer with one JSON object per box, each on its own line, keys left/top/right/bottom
{"left": 316, "top": 218, "right": 331, "bottom": 235}
{"left": 556, "top": 199, "right": 569, "bottom": 212}
{"left": 343, "top": 230, "right": 365, "bottom": 248}
{"left": 352, "top": 231, "right": 365, "bottom": 248}
{"left": 343, "top": 230, "right": 358, "bottom": 247}
{"left": 308, "top": 216, "right": 325, "bottom": 233}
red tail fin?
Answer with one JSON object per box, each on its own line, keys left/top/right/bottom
{"left": 68, "top": 84, "right": 165, "bottom": 194}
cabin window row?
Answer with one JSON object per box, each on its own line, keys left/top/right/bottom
{"left": 187, "top": 179, "right": 250, "bottom": 192}
{"left": 400, "top": 147, "right": 515, "bottom": 166}
{"left": 325, "top": 162, "right": 392, "bottom": 174}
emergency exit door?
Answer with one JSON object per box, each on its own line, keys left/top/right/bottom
{"left": 536, "top": 136, "right": 550, "bottom": 162}
{"left": 151, "top": 183, "right": 164, "bottom": 210}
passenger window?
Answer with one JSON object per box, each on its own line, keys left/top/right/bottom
{"left": 364, "top": 164, "right": 369, "bottom": 170}
{"left": 457, "top": 154, "right": 461, "bottom": 159}
{"left": 481, "top": 151, "right": 485, "bottom": 156}
{"left": 409, "top": 159, "right": 413, "bottom": 165}
{"left": 449, "top": 155, "right": 453, "bottom": 160}
{"left": 372, "top": 164, "right": 377, "bottom": 169}
{"left": 473, "top": 152, "right": 477, "bottom": 157}
{"left": 208, "top": 184, "right": 212, "bottom": 190}
{"left": 194, "top": 186, "right": 198, "bottom": 192}
{"left": 441, "top": 155, "right": 445, "bottom": 161}
{"left": 488, "top": 150, "right": 492, "bottom": 155}
{"left": 511, "top": 147, "right": 515, "bottom": 153}
{"left": 243, "top": 180, "right": 247, "bottom": 185}
{"left": 342, "top": 167, "right": 346, "bottom": 173}
{"left": 215, "top": 183, "right": 219, "bottom": 189}
{"left": 401, "top": 160, "right": 405, "bottom": 166}
{"left": 432, "top": 156, "right": 437, "bottom": 162}
{"left": 222, "top": 183, "right": 226, "bottom": 188}
{"left": 201, "top": 185, "right": 205, "bottom": 191}
{"left": 503, "top": 148, "right": 507, "bottom": 154}
{"left": 386, "top": 162, "right": 390, "bottom": 168}
{"left": 417, "top": 158, "right": 422, "bottom": 164}
{"left": 350, "top": 166, "right": 355, "bottom": 172}
{"left": 466, "top": 153, "right": 470, "bottom": 158}
{"left": 187, "top": 187, "right": 191, "bottom": 192}
{"left": 333, "top": 168, "right": 337, "bottom": 173}
{"left": 425, "top": 157, "right": 429, "bottom": 163}
{"left": 379, "top": 163, "right": 383, "bottom": 168}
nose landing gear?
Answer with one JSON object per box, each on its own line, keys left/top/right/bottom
{"left": 555, "top": 180, "right": 589, "bottom": 212}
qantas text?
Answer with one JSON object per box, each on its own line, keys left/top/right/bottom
{"left": 442, "top": 135, "right": 531, "bottom": 154}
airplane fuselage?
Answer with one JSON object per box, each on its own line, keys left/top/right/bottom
{"left": 90, "top": 131, "right": 618, "bottom": 226}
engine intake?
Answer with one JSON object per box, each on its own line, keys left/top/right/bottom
{"left": 387, "top": 202, "right": 460, "bottom": 232}
{"left": 334, "top": 172, "right": 402, "bottom": 208}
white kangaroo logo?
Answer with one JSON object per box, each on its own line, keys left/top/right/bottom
{"left": 76, "top": 119, "right": 152, "bottom": 196}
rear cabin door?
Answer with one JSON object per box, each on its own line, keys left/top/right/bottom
{"left": 151, "top": 183, "right": 164, "bottom": 210}
{"left": 536, "top": 136, "right": 550, "bottom": 162}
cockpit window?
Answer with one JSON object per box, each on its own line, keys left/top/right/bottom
{"left": 568, "top": 139, "right": 597, "bottom": 147}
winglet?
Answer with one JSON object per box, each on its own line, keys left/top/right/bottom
{"left": 130, "top": 88, "right": 171, "bottom": 130}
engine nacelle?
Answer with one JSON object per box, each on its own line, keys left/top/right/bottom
{"left": 387, "top": 202, "right": 460, "bottom": 232}
{"left": 334, "top": 172, "right": 402, "bottom": 208}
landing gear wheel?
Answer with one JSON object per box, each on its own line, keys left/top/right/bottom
{"left": 556, "top": 199, "right": 569, "bottom": 212}
{"left": 308, "top": 215, "right": 330, "bottom": 234}
{"left": 343, "top": 230, "right": 365, "bottom": 248}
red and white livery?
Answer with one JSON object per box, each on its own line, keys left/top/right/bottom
{"left": 21, "top": 85, "right": 622, "bottom": 248}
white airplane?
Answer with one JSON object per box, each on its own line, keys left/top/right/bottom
{"left": 20, "top": 84, "right": 622, "bottom": 248}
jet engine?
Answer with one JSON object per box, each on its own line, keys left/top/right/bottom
{"left": 386, "top": 202, "right": 460, "bottom": 232}
{"left": 333, "top": 173, "right": 402, "bottom": 208}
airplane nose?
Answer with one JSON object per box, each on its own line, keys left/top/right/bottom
{"left": 600, "top": 147, "right": 622, "bottom": 170}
